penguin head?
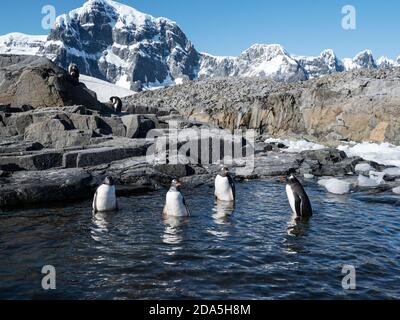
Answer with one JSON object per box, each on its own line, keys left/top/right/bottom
{"left": 103, "top": 176, "right": 115, "bottom": 186}
{"left": 286, "top": 172, "right": 299, "bottom": 185}
{"left": 170, "top": 179, "right": 182, "bottom": 190}
{"left": 219, "top": 166, "right": 230, "bottom": 177}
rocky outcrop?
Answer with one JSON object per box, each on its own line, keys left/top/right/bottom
{"left": 126, "top": 67, "right": 400, "bottom": 145}
{"left": 0, "top": 54, "right": 102, "bottom": 109}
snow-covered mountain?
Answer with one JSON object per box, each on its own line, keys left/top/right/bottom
{"left": 198, "top": 44, "right": 307, "bottom": 82}
{"left": 0, "top": 33, "right": 47, "bottom": 56}
{"left": 40, "top": 0, "right": 199, "bottom": 90}
{"left": 1, "top": 0, "right": 400, "bottom": 90}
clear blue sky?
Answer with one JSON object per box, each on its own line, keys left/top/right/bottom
{"left": 1, "top": 0, "right": 400, "bottom": 59}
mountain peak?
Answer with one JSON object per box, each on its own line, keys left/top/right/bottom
{"left": 1, "top": 0, "right": 399, "bottom": 89}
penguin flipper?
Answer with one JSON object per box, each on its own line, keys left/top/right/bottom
{"left": 228, "top": 174, "right": 236, "bottom": 200}
{"left": 182, "top": 195, "right": 191, "bottom": 216}
{"left": 92, "top": 190, "right": 98, "bottom": 213}
{"left": 300, "top": 195, "right": 313, "bottom": 218}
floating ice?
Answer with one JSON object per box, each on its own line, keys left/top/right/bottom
{"left": 355, "top": 163, "right": 373, "bottom": 172}
{"left": 265, "top": 138, "right": 325, "bottom": 153}
{"left": 357, "top": 172, "right": 384, "bottom": 187}
{"left": 304, "top": 173, "right": 315, "bottom": 179}
{"left": 383, "top": 167, "right": 400, "bottom": 176}
{"left": 338, "top": 142, "right": 400, "bottom": 167}
{"left": 318, "top": 178, "right": 352, "bottom": 195}
{"left": 393, "top": 187, "right": 400, "bottom": 194}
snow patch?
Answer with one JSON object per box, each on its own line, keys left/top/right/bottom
{"left": 265, "top": 138, "right": 325, "bottom": 153}
{"left": 338, "top": 142, "right": 400, "bottom": 167}
{"left": 80, "top": 74, "right": 135, "bottom": 102}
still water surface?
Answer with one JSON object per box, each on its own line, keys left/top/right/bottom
{"left": 1, "top": 179, "right": 399, "bottom": 299}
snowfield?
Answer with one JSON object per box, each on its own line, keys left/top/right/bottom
{"left": 80, "top": 75, "right": 135, "bottom": 102}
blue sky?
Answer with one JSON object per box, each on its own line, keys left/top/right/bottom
{"left": 1, "top": 0, "right": 400, "bottom": 59}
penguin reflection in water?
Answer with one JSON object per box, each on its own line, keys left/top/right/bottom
{"left": 285, "top": 173, "right": 313, "bottom": 222}
{"left": 163, "top": 179, "right": 190, "bottom": 217}
{"left": 93, "top": 176, "right": 118, "bottom": 213}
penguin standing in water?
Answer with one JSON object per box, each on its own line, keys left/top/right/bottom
{"left": 109, "top": 96, "right": 122, "bottom": 113}
{"left": 215, "top": 166, "right": 235, "bottom": 202}
{"left": 285, "top": 173, "right": 313, "bottom": 220}
{"left": 93, "top": 176, "right": 118, "bottom": 213}
{"left": 163, "top": 179, "right": 190, "bottom": 217}
{"left": 68, "top": 63, "right": 80, "bottom": 83}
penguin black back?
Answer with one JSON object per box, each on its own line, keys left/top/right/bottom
{"left": 110, "top": 96, "right": 122, "bottom": 113}
{"left": 286, "top": 174, "right": 313, "bottom": 218}
{"left": 68, "top": 63, "right": 80, "bottom": 83}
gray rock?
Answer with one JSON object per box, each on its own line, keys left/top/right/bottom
{"left": 0, "top": 168, "right": 94, "bottom": 209}
{"left": 63, "top": 144, "right": 149, "bottom": 168}
{"left": 0, "top": 152, "right": 63, "bottom": 171}
{"left": 121, "top": 115, "right": 156, "bottom": 138}
{"left": 0, "top": 54, "right": 102, "bottom": 110}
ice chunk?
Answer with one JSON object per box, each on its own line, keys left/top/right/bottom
{"left": 355, "top": 163, "right": 373, "bottom": 172}
{"left": 383, "top": 167, "right": 400, "bottom": 176}
{"left": 393, "top": 186, "right": 400, "bottom": 194}
{"left": 304, "top": 173, "right": 314, "bottom": 179}
{"left": 357, "top": 174, "right": 382, "bottom": 187}
{"left": 318, "top": 178, "right": 351, "bottom": 195}
{"left": 369, "top": 171, "right": 385, "bottom": 184}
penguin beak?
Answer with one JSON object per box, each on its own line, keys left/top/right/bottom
{"left": 176, "top": 182, "right": 182, "bottom": 188}
{"left": 279, "top": 176, "right": 286, "bottom": 182}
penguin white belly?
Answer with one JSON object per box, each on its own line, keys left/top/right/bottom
{"left": 94, "top": 185, "right": 117, "bottom": 212}
{"left": 164, "top": 191, "right": 188, "bottom": 217}
{"left": 286, "top": 185, "right": 297, "bottom": 215}
{"left": 215, "top": 176, "right": 234, "bottom": 201}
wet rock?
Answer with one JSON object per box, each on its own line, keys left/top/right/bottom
{"left": 154, "top": 164, "right": 197, "bottom": 178}
{"left": 0, "top": 168, "right": 94, "bottom": 209}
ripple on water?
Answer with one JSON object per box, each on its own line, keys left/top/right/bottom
{"left": 0, "top": 179, "right": 399, "bottom": 299}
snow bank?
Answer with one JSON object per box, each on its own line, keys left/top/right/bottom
{"left": 80, "top": 74, "right": 135, "bottom": 102}
{"left": 338, "top": 142, "right": 400, "bottom": 167}
{"left": 318, "top": 178, "right": 352, "bottom": 195}
{"left": 265, "top": 138, "right": 325, "bottom": 153}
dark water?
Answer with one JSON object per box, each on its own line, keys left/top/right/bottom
{"left": 1, "top": 179, "right": 399, "bottom": 300}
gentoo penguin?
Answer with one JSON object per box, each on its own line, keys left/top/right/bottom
{"left": 109, "top": 96, "right": 122, "bottom": 113}
{"left": 163, "top": 179, "right": 190, "bottom": 217}
{"left": 285, "top": 173, "right": 313, "bottom": 219}
{"left": 68, "top": 63, "right": 80, "bottom": 83}
{"left": 215, "top": 166, "right": 235, "bottom": 202}
{"left": 93, "top": 176, "right": 118, "bottom": 213}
